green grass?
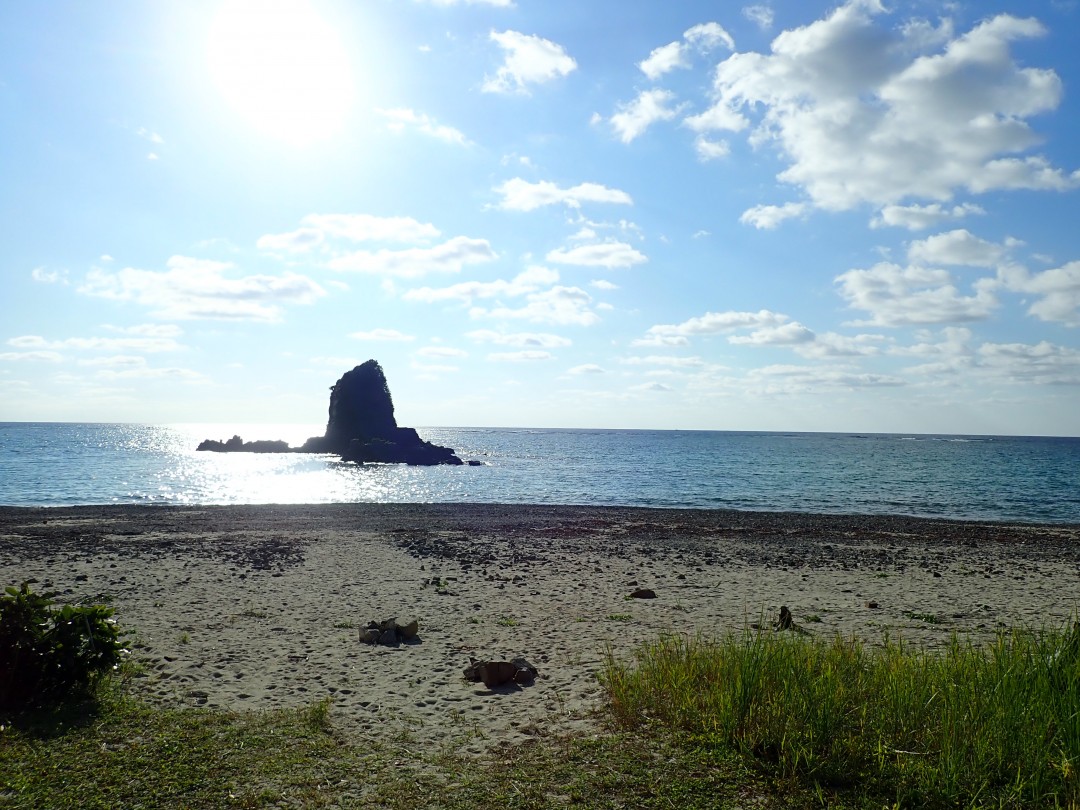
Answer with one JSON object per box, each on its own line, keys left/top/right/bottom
{"left": 602, "top": 625, "right": 1080, "bottom": 808}
{"left": 495, "top": 616, "right": 519, "bottom": 627}
{"left": 0, "top": 675, "right": 765, "bottom": 809}
{"left": 6, "top": 626, "right": 1080, "bottom": 808}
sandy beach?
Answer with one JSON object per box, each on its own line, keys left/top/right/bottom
{"left": 2, "top": 504, "right": 1078, "bottom": 754}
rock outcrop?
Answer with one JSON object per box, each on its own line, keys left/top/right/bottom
{"left": 299, "top": 361, "right": 462, "bottom": 465}
{"left": 197, "top": 360, "right": 464, "bottom": 466}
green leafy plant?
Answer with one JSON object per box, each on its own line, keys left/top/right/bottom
{"left": 0, "top": 582, "right": 123, "bottom": 713}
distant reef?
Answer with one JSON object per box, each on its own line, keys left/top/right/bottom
{"left": 197, "top": 360, "right": 469, "bottom": 466}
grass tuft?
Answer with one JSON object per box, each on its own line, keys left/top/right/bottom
{"left": 601, "top": 624, "right": 1080, "bottom": 807}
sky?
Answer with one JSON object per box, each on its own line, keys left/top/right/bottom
{"left": 2, "top": 0, "right": 1080, "bottom": 435}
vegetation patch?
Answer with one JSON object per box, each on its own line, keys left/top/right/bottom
{"left": 601, "top": 625, "right": 1080, "bottom": 807}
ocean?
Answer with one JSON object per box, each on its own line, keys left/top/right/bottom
{"left": 0, "top": 422, "right": 1078, "bottom": 523}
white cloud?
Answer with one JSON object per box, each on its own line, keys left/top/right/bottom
{"left": 907, "top": 229, "right": 1005, "bottom": 267}
{"left": 748, "top": 364, "right": 905, "bottom": 391}
{"left": 644, "top": 309, "right": 790, "bottom": 339}
{"left": 546, "top": 241, "right": 647, "bottom": 269}
{"left": 739, "top": 202, "right": 807, "bottom": 229}
{"left": 404, "top": 265, "right": 557, "bottom": 304}
{"left": 795, "top": 332, "right": 887, "bottom": 359}
{"left": 471, "top": 285, "right": 600, "bottom": 326}
{"left": 638, "top": 23, "right": 733, "bottom": 81}
{"left": 568, "top": 363, "right": 605, "bottom": 375}
{"left": 375, "top": 108, "right": 470, "bottom": 146}
{"left": 610, "top": 89, "right": 682, "bottom": 144}
{"left": 258, "top": 214, "right": 440, "bottom": 253}
{"left": 328, "top": 236, "right": 497, "bottom": 277}
{"left": 590, "top": 279, "right": 619, "bottom": 290}
{"left": 685, "top": 22, "right": 735, "bottom": 52}
{"left": 493, "top": 178, "right": 632, "bottom": 211}
{"left": 621, "top": 355, "right": 705, "bottom": 367}
{"left": 871, "top": 203, "right": 986, "bottom": 231}
{"left": 639, "top": 42, "right": 687, "bottom": 80}
{"left": 835, "top": 262, "right": 998, "bottom": 326}
{"left": 483, "top": 30, "right": 576, "bottom": 94}
{"left": 79, "top": 257, "right": 325, "bottom": 322}
{"left": 0, "top": 351, "right": 63, "bottom": 363}
{"left": 8, "top": 333, "right": 183, "bottom": 353}
{"left": 728, "top": 322, "right": 816, "bottom": 346}
{"left": 998, "top": 261, "right": 1080, "bottom": 327}
{"left": 466, "top": 329, "right": 570, "bottom": 348}
{"left": 487, "top": 350, "right": 553, "bottom": 361}
{"left": 704, "top": 3, "right": 1077, "bottom": 212}
{"left": 93, "top": 366, "right": 205, "bottom": 382}
{"left": 631, "top": 334, "right": 690, "bottom": 347}
{"left": 694, "top": 135, "right": 730, "bottom": 161}
{"left": 742, "top": 5, "right": 774, "bottom": 30}
{"left": 349, "top": 328, "right": 416, "bottom": 341}
{"left": 416, "top": 346, "right": 467, "bottom": 358}
{"left": 977, "top": 340, "right": 1080, "bottom": 385}
{"left": 31, "top": 267, "right": 67, "bottom": 284}
{"left": 631, "top": 381, "right": 673, "bottom": 392}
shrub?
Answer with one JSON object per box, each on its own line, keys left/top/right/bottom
{"left": 0, "top": 582, "right": 123, "bottom": 713}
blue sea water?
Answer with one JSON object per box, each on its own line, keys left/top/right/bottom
{"left": 0, "top": 422, "right": 1078, "bottom": 523}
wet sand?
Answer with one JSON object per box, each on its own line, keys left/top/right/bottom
{"left": 2, "top": 504, "right": 1078, "bottom": 753}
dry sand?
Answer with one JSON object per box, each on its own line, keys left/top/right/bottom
{"left": 2, "top": 504, "right": 1078, "bottom": 754}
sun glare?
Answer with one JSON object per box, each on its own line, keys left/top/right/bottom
{"left": 207, "top": 0, "right": 354, "bottom": 146}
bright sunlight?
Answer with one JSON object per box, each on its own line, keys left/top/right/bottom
{"left": 207, "top": 0, "right": 354, "bottom": 146}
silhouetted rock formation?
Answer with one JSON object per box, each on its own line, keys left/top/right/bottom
{"left": 197, "top": 360, "right": 464, "bottom": 466}
{"left": 300, "top": 361, "right": 462, "bottom": 465}
{"left": 196, "top": 436, "right": 291, "bottom": 453}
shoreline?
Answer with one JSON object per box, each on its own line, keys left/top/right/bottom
{"left": 3, "top": 504, "right": 1079, "bottom": 753}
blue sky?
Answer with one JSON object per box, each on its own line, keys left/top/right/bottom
{"left": 2, "top": 0, "right": 1080, "bottom": 435}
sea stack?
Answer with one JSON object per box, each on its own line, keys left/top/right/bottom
{"left": 198, "top": 360, "right": 464, "bottom": 466}
{"left": 300, "top": 360, "right": 463, "bottom": 465}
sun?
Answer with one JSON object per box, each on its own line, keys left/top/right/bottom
{"left": 207, "top": 0, "right": 354, "bottom": 146}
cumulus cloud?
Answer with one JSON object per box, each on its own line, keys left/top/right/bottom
{"left": 997, "top": 261, "right": 1080, "bottom": 327}
{"left": 871, "top": 203, "right": 985, "bottom": 231}
{"left": 639, "top": 42, "right": 687, "bottom": 80}
{"left": 568, "top": 363, "right": 605, "bottom": 375}
{"left": 375, "top": 108, "right": 470, "bottom": 146}
{"left": 483, "top": 30, "right": 576, "bottom": 94}
{"left": 79, "top": 256, "right": 325, "bottom": 322}
{"left": 470, "top": 285, "right": 600, "bottom": 326}
{"left": 328, "top": 236, "right": 497, "bottom": 277}
{"left": 747, "top": 364, "right": 905, "bottom": 391}
{"left": 907, "top": 229, "right": 1006, "bottom": 267}
{"left": 349, "top": 328, "right": 416, "bottom": 341}
{"left": 621, "top": 355, "right": 706, "bottom": 367}
{"left": 416, "top": 346, "right": 467, "bottom": 359}
{"left": 466, "top": 329, "right": 570, "bottom": 348}
{"left": 639, "top": 23, "right": 734, "bottom": 80}
{"left": 742, "top": 5, "right": 774, "bottom": 30}
{"left": 643, "top": 309, "right": 790, "bottom": 340}
{"left": 546, "top": 241, "right": 647, "bottom": 269}
{"left": 404, "top": 266, "right": 557, "bottom": 304}
{"left": 493, "top": 178, "right": 632, "bottom": 211}
{"left": 694, "top": 136, "right": 730, "bottom": 161}
{"left": 728, "top": 322, "right": 816, "bottom": 346}
{"left": 835, "top": 262, "right": 997, "bottom": 326}
{"left": 487, "top": 350, "right": 553, "bottom": 361}
{"left": 258, "top": 214, "right": 440, "bottom": 253}
{"left": 977, "top": 340, "right": 1080, "bottom": 385}
{"left": 31, "top": 267, "right": 67, "bottom": 284}
{"left": 697, "top": 2, "right": 1078, "bottom": 214}
{"left": 0, "top": 351, "right": 63, "bottom": 363}
{"left": 739, "top": 202, "right": 807, "bottom": 229}
{"left": 610, "top": 89, "right": 683, "bottom": 143}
